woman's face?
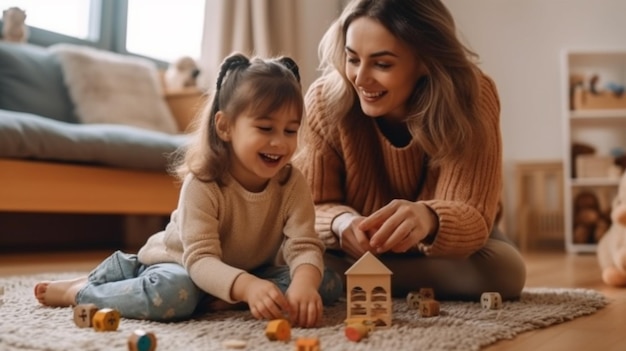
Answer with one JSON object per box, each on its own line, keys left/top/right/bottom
{"left": 345, "top": 16, "right": 426, "bottom": 121}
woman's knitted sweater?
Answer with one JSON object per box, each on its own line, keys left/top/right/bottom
{"left": 294, "top": 73, "right": 502, "bottom": 258}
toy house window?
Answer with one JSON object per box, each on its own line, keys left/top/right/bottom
{"left": 349, "top": 287, "right": 367, "bottom": 316}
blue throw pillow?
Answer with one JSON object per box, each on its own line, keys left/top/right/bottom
{"left": 0, "top": 42, "right": 78, "bottom": 123}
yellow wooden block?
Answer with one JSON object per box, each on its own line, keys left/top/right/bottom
{"left": 92, "top": 308, "right": 121, "bottom": 331}
{"left": 295, "top": 337, "right": 320, "bottom": 351}
{"left": 265, "top": 319, "right": 291, "bottom": 341}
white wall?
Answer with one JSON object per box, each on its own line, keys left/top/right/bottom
{"left": 442, "top": 0, "right": 626, "bottom": 238}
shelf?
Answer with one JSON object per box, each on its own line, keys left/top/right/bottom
{"left": 561, "top": 49, "right": 626, "bottom": 254}
{"left": 566, "top": 243, "right": 598, "bottom": 254}
{"left": 570, "top": 178, "right": 621, "bottom": 187}
{"left": 570, "top": 109, "right": 626, "bottom": 119}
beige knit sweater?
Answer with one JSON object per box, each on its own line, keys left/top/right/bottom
{"left": 137, "top": 167, "right": 325, "bottom": 303}
{"left": 294, "top": 73, "right": 502, "bottom": 258}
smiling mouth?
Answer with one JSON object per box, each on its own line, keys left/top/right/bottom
{"left": 260, "top": 153, "right": 282, "bottom": 162}
{"left": 360, "top": 89, "right": 386, "bottom": 100}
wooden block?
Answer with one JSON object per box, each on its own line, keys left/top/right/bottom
{"left": 481, "top": 292, "right": 502, "bottom": 310}
{"left": 295, "top": 337, "right": 320, "bottom": 351}
{"left": 127, "top": 329, "right": 157, "bottom": 351}
{"left": 265, "top": 319, "right": 291, "bottom": 341}
{"left": 419, "top": 299, "right": 440, "bottom": 317}
{"left": 345, "top": 322, "right": 370, "bottom": 342}
{"left": 407, "top": 288, "right": 435, "bottom": 309}
{"left": 221, "top": 339, "right": 247, "bottom": 349}
{"left": 73, "top": 303, "right": 99, "bottom": 328}
{"left": 419, "top": 288, "right": 435, "bottom": 300}
{"left": 92, "top": 308, "right": 121, "bottom": 331}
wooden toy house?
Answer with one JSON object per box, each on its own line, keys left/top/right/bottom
{"left": 345, "top": 251, "right": 393, "bottom": 328}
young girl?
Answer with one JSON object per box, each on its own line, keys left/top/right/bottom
{"left": 34, "top": 53, "right": 342, "bottom": 328}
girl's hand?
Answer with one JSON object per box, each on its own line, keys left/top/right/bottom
{"left": 285, "top": 284, "right": 323, "bottom": 328}
{"left": 286, "top": 264, "right": 323, "bottom": 328}
{"left": 237, "top": 275, "right": 291, "bottom": 321}
{"left": 359, "top": 200, "right": 437, "bottom": 254}
{"left": 339, "top": 216, "right": 374, "bottom": 259}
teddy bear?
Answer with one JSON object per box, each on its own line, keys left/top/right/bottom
{"left": 164, "top": 56, "right": 201, "bottom": 91}
{"left": 597, "top": 171, "right": 626, "bottom": 287}
{"left": 2, "top": 7, "right": 29, "bottom": 43}
{"left": 572, "top": 191, "right": 611, "bottom": 244}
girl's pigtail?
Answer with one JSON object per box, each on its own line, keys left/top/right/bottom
{"left": 277, "top": 56, "right": 301, "bottom": 83}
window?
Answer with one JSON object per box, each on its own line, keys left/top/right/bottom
{"left": 0, "top": 0, "right": 98, "bottom": 40}
{"left": 0, "top": 0, "right": 205, "bottom": 65}
{"left": 125, "top": 0, "right": 204, "bottom": 62}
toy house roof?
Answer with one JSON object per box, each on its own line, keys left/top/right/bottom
{"left": 345, "top": 251, "right": 393, "bottom": 276}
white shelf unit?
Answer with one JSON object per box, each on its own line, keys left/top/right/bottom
{"left": 561, "top": 50, "right": 626, "bottom": 254}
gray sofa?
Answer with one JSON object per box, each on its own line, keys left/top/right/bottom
{"left": 0, "top": 41, "right": 193, "bottom": 217}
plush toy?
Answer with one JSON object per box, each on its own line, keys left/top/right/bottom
{"left": 572, "top": 191, "right": 611, "bottom": 244}
{"left": 2, "top": 7, "right": 29, "bottom": 43}
{"left": 597, "top": 172, "right": 626, "bottom": 287}
{"left": 164, "top": 56, "right": 200, "bottom": 90}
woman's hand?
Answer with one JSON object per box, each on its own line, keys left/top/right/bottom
{"left": 233, "top": 273, "right": 291, "bottom": 321}
{"left": 359, "top": 200, "right": 437, "bottom": 254}
{"left": 339, "top": 216, "right": 374, "bottom": 259}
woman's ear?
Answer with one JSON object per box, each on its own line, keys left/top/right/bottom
{"left": 214, "top": 111, "right": 231, "bottom": 141}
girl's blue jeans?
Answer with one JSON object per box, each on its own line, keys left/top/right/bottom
{"left": 76, "top": 250, "right": 343, "bottom": 321}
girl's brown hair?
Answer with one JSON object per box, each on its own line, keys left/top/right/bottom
{"left": 170, "top": 52, "right": 303, "bottom": 184}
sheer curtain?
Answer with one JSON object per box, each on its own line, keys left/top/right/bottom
{"left": 199, "top": 0, "right": 298, "bottom": 90}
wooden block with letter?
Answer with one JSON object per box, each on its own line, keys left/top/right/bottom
{"left": 73, "top": 303, "right": 99, "bottom": 328}
{"left": 481, "top": 292, "right": 503, "bottom": 310}
{"left": 419, "top": 299, "right": 440, "bottom": 317}
{"left": 92, "top": 308, "right": 121, "bottom": 331}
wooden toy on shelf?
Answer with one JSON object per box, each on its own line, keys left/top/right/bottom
{"left": 265, "top": 318, "right": 291, "bottom": 341}
{"left": 92, "top": 308, "right": 121, "bottom": 331}
{"left": 345, "top": 251, "right": 393, "bottom": 328}
{"left": 481, "top": 292, "right": 503, "bottom": 310}
{"left": 73, "top": 303, "right": 99, "bottom": 328}
{"left": 127, "top": 329, "right": 157, "bottom": 351}
{"left": 295, "top": 337, "right": 320, "bottom": 351}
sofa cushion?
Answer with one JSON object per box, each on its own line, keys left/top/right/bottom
{"left": 0, "top": 42, "right": 78, "bottom": 123}
{"left": 0, "top": 109, "right": 189, "bottom": 171}
{"left": 50, "top": 43, "right": 179, "bottom": 134}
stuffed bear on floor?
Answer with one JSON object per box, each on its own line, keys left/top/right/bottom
{"left": 597, "top": 171, "right": 626, "bottom": 287}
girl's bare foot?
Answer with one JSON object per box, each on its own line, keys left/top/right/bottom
{"left": 34, "top": 276, "right": 88, "bottom": 307}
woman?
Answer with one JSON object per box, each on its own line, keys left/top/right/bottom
{"left": 294, "top": 0, "right": 526, "bottom": 300}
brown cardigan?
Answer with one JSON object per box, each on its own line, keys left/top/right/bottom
{"left": 294, "top": 73, "right": 502, "bottom": 258}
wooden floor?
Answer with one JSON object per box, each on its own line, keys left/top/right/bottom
{"left": 0, "top": 249, "right": 624, "bottom": 350}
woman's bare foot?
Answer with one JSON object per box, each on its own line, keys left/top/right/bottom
{"left": 34, "top": 276, "right": 88, "bottom": 307}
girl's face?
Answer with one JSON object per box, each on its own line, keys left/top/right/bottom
{"left": 216, "top": 104, "right": 301, "bottom": 192}
{"left": 345, "top": 16, "right": 426, "bottom": 121}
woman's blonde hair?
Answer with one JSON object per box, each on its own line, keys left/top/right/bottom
{"left": 170, "top": 52, "right": 303, "bottom": 184}
{"left": 315, "top": 0, "right": 487, "bottom": 165}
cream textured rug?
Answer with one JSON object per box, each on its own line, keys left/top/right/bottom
{"left": 0, "top": 273, "right": 608, "bottom": 351}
